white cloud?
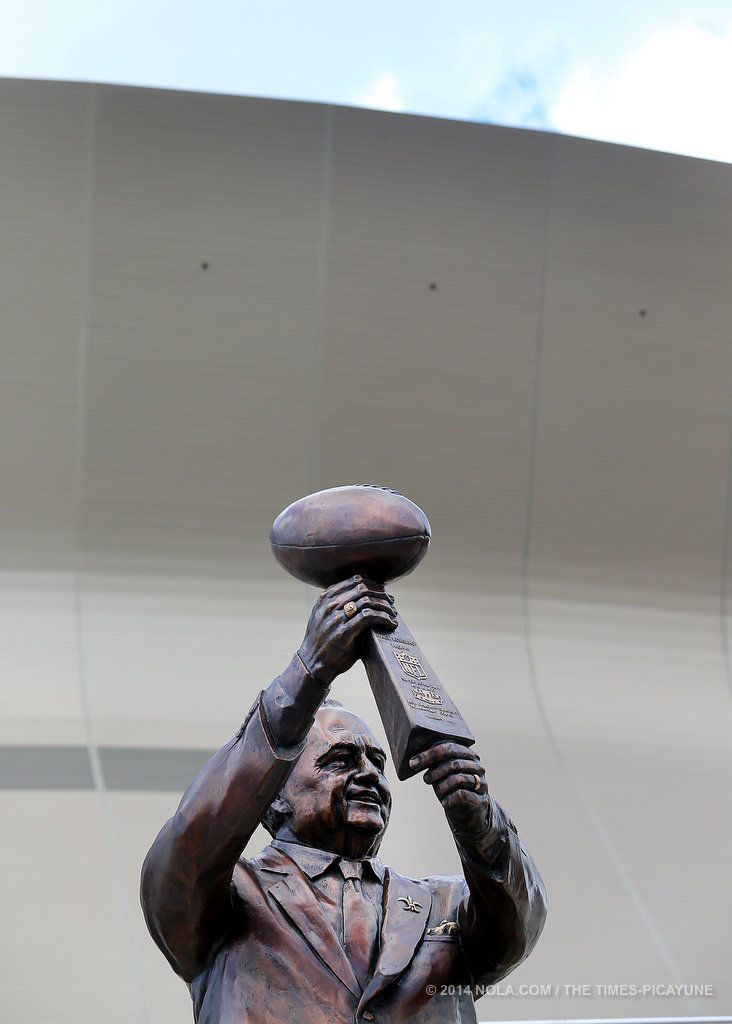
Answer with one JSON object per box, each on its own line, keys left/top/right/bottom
{"left": 550, "top": 23, "right": 732, "bottom": 162}
{"left": 3, "top": 2, "right": 731, "bottom": 163}
{"left": 352, "top": 72, "right": 405, "bottom": 113}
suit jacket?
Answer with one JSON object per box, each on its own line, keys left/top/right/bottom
{"left": 141, "top": 695, "right": 547, "bottom": 1024}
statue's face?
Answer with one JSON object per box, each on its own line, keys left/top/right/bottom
{"left": 278, "top": 708, "right": 392, "bottom": 856}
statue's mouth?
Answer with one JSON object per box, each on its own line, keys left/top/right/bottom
{"left": 347, "top": 788, "right": 383, "bottom": 807}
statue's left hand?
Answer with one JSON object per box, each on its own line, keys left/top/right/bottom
{"left": 409, "top": 742, "right": 489, "bottom": 835}
{"left": 298, "top": 575, "right": 398, "bottom": 687}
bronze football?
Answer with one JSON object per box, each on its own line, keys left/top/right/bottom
{"left": 269, "top": 485, "right": 431, "bottom": 588}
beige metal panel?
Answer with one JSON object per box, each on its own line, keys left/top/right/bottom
{"left": 0, "top": 81, "right": 88, "bottom": 743}
{"left": 452, "top": 737, "right": 694, "bottom": 1021}
{"left": 0, "top": 79, "right": 87, "bottom": 564}
{"left": 529, "top": 594, "right": 730, "bottom": 749}
{"left": 0, "top": 571, "right": 85, "bottom": 745}
{"left": 108, "top": 791, "right": 196, "bottom": 1024}
{"left": 0, "top": 791, "right": 144, "bottom": 1023}
{"left": 526, "top": 134, "right": 732, "bottom": 1014}
{"left": 527, "top": 597, "right": 732, "bottom": 1013}
{"left": 531, "top": 135, "right": 732, "bottom": 596}
{"left": 725, "top": 449, "right": 732, "bottom": 694}
{"left": 319, "top": 108, "right": 548, "bottom": 588}
{"left": 82, "top": 86, "right": 326, "bottom": 569}
{"left": 82, "top": 566, "right": 312, "bottom": 748}
{"left": 562, "top": 733, "right": 732, "bottom": 1005}
{"left": 80, "top": 85, "right": 328, "bottom": 745}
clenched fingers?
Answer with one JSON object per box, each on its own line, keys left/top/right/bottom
{"left": 409, "top": 741, "right": 480, "bottom": 774}
{"left": 325, "top": 576, "right": 395, "bottom": 604}
{"left": 432, "top": 771, "right": 487, "bottom": 800}
{"left": 423, "top": 758, "right": 485, "bottom": 788}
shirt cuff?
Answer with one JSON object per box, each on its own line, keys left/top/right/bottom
{"left": 259, "top": 652, "right": 329, "bottom": 752}
{"left": 237, "top": 690, "right": 309, "bottom": 764}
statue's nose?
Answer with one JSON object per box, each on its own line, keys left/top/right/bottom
{"left": 354, "top": 754, "right": 378, "bottom": 781}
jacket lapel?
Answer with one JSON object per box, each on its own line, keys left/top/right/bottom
{"left": 261, "top": 848, "right": 361, "bottom": 999}
{"left": 357, "top": 868, "right": 431, "bottom": 1010}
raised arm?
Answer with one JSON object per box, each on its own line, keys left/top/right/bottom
{"left": 409, "top": 742, "right": 547, "bottom": 986}
{"left": 140, "top": 577, "right": 397, "bottom": 981}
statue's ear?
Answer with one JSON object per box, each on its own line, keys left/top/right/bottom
{"left": 270, "top": 796, "right": 291, "bottom": 817}
{"left": 262, "top": 794, "right": 293, "bottom": 839}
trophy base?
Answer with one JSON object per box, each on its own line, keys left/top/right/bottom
{"left": 362, "top": 614, "right": 475, "bottom": 780}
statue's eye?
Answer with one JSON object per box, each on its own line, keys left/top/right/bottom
{"left": 367, "top": 749, "right": 386, "bottom": 771}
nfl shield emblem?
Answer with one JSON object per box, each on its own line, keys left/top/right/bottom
{"left": 395, "top": 650, "right": 427, "bottom": 680}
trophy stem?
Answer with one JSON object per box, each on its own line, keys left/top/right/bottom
{"left": 361, "top": 613, "right": 474, "bottom": 780}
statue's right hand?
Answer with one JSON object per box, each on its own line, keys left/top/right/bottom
{"left": 298, "top": 576, "right": 398, "bottom": 686}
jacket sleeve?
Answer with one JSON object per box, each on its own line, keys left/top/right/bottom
{"left": 454, "top": 797, "right": 547, "bottom": 987}
{"left": 140, "top": 693, "right": 306, "bottom": 982}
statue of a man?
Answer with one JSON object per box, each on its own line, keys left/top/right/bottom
{"left": 141, "top": 576, "right": 547, "bottom": 1023}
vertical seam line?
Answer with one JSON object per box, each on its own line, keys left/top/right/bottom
{"left": 74, "top": 83, "right": 151, "bottom": 1024}
{"left": 520, "top": 132, "right": 695, "bottom": 1007}
{"left": 720, "top": 410, "right": 732, "bottom": 695}
{"left": 308, "top": 104, "right": 334, "bottom": 494}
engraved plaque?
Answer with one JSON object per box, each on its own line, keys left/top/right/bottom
{"left": 363, "top": 614, "right": 474, "bottom": 780}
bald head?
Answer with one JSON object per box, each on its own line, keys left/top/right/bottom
{"left": 265, "top": 705, "right": 392, "bottom": 858}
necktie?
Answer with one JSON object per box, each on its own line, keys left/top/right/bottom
{"left": 339, "top": 858, "right": 378, "bottom": 990}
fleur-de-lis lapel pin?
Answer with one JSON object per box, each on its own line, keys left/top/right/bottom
{"left": 397, "top": 896, "right": 422, "bottom": 913}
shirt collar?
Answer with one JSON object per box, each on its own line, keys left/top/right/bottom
{"left": 272, "top": 839, "right": 385, "bottom": 884}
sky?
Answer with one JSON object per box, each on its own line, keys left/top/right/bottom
{"left": 1, "top": 0, "right": 731, "bottom": 164}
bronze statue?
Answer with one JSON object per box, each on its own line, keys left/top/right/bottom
{"left": 141, "top": 487, "right": 547, "bottom": 1023}
{"left": 269, "top": 486, "right": 476, "bottom": 778}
